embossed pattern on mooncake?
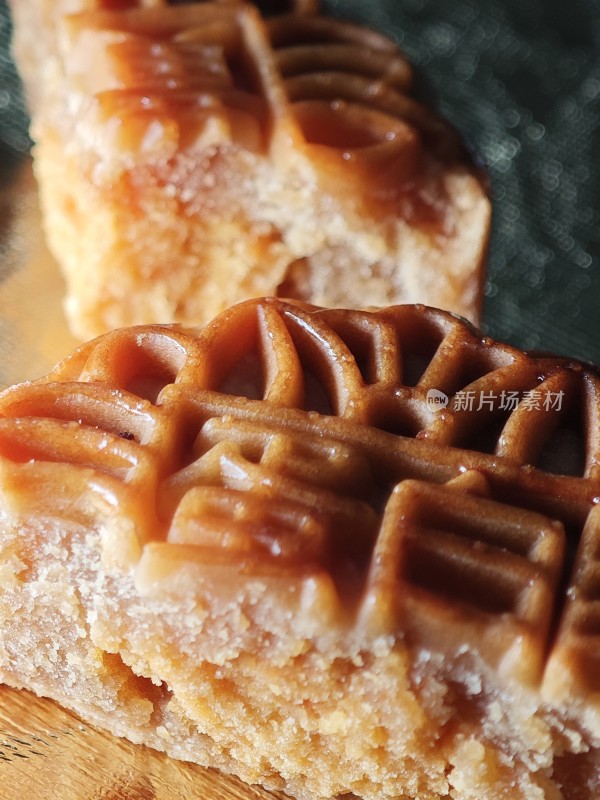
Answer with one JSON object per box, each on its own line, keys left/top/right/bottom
{"left": 1, "top": 298, "right": 598, "bottom": 707}
{"left": 10, "top": 0, "right": 490, "bottom": 337}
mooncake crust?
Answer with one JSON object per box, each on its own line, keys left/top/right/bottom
{"left": 11, "top": 0, "right": 490, "bottom": 338}
{"left": 0, "top": 298, "right": 599, "bottom": 799}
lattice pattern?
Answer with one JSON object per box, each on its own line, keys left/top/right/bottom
{"left": 1, "top": 298, "right": 598, "bottom": 696}
{"left": 543, "top": 505, "right": 600, "bottom": 703}
{"left": 363, "top": 472, "right": 564, "bottom": 685}
{"left": 56, "top": 1, "right": 467, "bottom": 188}
{"left": 9, "top": 0, "right": 316, "bottom": 111}
{"left": 11, "top": 0, "right": 491, "bottom": 340}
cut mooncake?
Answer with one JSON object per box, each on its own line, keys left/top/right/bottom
{"left": 0, "top": 297, "right": 599, "bottom": 799}
{"left": 11, "top": 0, "right": 490, "bottom": 338}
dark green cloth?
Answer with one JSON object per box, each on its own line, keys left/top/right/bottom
{"left": 1, "top": 0, "right": 598, "bottom": 362}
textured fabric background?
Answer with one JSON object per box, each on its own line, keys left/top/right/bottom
{"left": 0, "top": 0, "right": 598, "bottom": 362}
{"left": 0, "top": 0, "right": 28, "bottom": 183}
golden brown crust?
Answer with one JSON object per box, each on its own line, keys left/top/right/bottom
{"left": 0, "top": 299, "right": 600, "bottom": 799}
{"left": 12, "top": 1, "right": 489, "bottom": 337}
{"left": 9, "top": 0, "right": 317, "bottom": 103}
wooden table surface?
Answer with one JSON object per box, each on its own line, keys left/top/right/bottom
{"left": 0, "top": 685, "right": 286, "bottom": 800}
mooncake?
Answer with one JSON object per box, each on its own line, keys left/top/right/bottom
{"left": 0, "top": 298, "right": 597, "bottom": 800}
{"left": 10, "top": 1, "right": 490, "bottom": 338}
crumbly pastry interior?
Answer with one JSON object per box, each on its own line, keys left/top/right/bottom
{"left": 0, "top": 297, "right": 599, "bottom": 799}
{"left": 11, "top": 0, "right": 489, "bottom": 339}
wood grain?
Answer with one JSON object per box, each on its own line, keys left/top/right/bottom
{"left": 0, "top": 685, "right": 287, "bottom": 800}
